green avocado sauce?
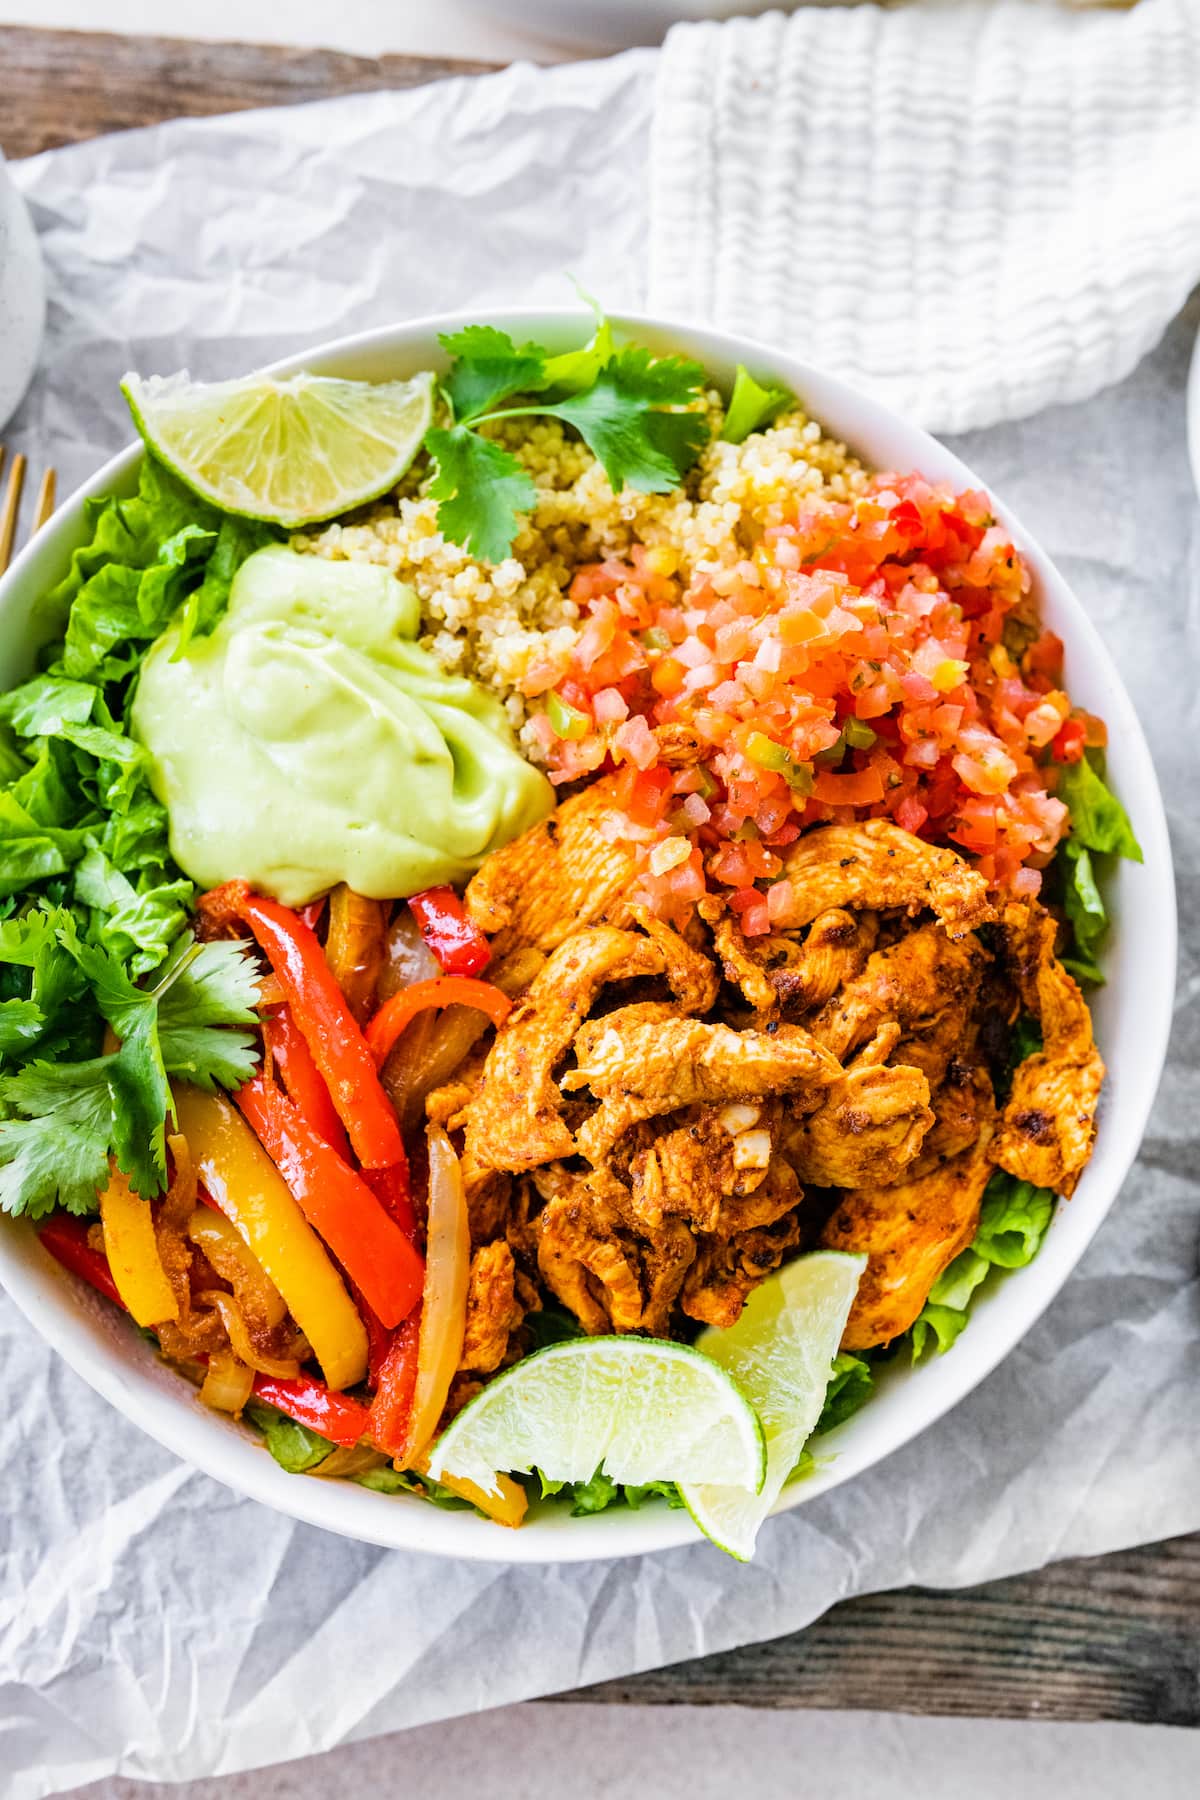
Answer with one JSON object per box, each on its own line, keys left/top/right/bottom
{"left": 131, "top": 545, "right": 553, "bottom": 905}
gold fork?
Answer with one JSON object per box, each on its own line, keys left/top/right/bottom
{"left": 0, "top": 448, "right": 57, "bottom": 576}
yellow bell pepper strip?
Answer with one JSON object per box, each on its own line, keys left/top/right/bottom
{"left": 411, "top": 1453, "right": 528, "bottom": 1529}
{"left": 397, "top": 1126, "right": 471, "bottom": 1467}
{"left": 365, "top": 975, "right": 512, "bottom": 1068}
{"left": 99, "top": 1166, "right": 180, "bottom": 1328}
{"left": 173, "top": 1084, "right": 368, "bottom": 1391}
{"left": 236, "top": 1070, "right": 424, "bottom": 1329}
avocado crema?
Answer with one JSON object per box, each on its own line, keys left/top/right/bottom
{"left": 131, "top": 545, "right": 554, "bottom": 905}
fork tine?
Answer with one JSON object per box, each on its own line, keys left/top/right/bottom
{"left": 0, "top": 452, "right": 27, "bottom": 575}
{"left": 31, "top": 468, "right": 56, "bottom": 534}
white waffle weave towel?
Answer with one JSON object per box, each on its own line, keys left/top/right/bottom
{"left": 648, "top": 0, "right": 1200, "bottom": 431}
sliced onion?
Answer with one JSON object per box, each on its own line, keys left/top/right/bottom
{"left": 197, "top": 1289, "right": 302, "bottom": 1380}
{"left": 188, "top": 1208, "right": 288, "bottom": 1331}
{"left": 399, "top": 1126, "right": 470, "bottom": 1467}
{"left": 377, "top": 906, "right": 440, "bottom": 1002}
{"left": 381, "top": 1005, "right": 492, "bottom": 1135}
{"left": 200, "top": 1349, "right": 254, "bottom": 1415}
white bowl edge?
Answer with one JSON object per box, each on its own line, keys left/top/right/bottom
{"left": 0, "top": 309, "right": 1177, "bottom": 1563}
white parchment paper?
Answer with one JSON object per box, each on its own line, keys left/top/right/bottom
{"left": 0, "top": 57, "right": 1197, "bottom": 1799}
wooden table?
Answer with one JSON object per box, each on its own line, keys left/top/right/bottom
{"left": 4, "top": 21, "right": 1197, "bottom": 1730}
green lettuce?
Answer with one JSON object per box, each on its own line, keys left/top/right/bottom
{"left": 911, "top": 1171, "right": 1056, "bottom": 1361}
{"left": 1054, "top": 753, "right": 1142, "bottom": 986}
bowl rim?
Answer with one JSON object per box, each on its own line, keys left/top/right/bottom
{"left": 0, "top": 306, "right": 1177, "bottom": 1563}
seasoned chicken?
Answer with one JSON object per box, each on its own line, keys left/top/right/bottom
{"left": 532, "top": 1163, "right": 695, "bottom": 1336}
{"left": 458, "top": 1240, "right": 526, "bottom": 1374}
{"left": 992, "top": 900, "right": 1105, "bottom": 1195}
{"left": 808, "top": 920, "right": 986, "bottom": 1064}
{"left": 783, "top": 1057, "right": 934, "bottom": 1189}
{"left": 910, "top": 1060, "right": 997, "bottom": 1177}
{"left": 682, "top": 1200, "right": 805, "bottom": 1329}
{"left": 565, "top": 1007, "right": 841, "bottom": 1162}
{"left": 627, "top": 1100, "right": 780, "bottom": 1235}
{"left": 464, "top": 776, "right": 638, "bottom": 957}
{"left": 776, "top": 820, "right": 994, "bottom": 939}
{"left": 704, "top": 902, "right": 879, "bottom": 1018}
{"left": 820, "top": 1123, "right": 995, "bottom": 1348}
{"left": 463, "top": 926, "right": 672, "bottom": 1174}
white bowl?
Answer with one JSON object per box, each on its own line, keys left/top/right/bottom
{"left": 0, "top": 311, "right": 1176, "bottom": 1562}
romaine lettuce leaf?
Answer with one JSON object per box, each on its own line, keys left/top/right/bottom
{"left": 911, "top": 1171, "right": 1056, "bottom": 1361}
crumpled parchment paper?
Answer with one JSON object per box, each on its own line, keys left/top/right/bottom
{"left": 1, "top": 54, "right": 1197, "bottom": 1800}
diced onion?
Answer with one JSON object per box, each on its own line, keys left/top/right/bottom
{"left": 398, "top": 1127, "right": 470, "bottom": 1467}
{"left": 732, "top": 1128, "right": 773, "bottom": 1171}
{"left": 718, "top": 1103, "right": 761, "bottom": 1134}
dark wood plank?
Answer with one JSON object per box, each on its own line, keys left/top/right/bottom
{"left": 0, "top": 25, "right": 500, "bottom": 159}
{"left": 555, "top": 1533, "right": 1200, "bottom": 1723}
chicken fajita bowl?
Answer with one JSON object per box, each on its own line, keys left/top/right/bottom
{"left": 0, "top": 310, "right": 1175, "bottom": 1561}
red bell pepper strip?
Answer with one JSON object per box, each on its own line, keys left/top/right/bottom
{"left": 298, "top": 896, "right": 327, "bottom": 933}
{"left": 261, "top": 1004, "right": 350, "bottom": 1160}
{"left": 362, "top": 1162, "right": 419, "bottom": 1242}
{"left": 251, "top": 1373, "right": 370, "bottom": 1448}
{"left": 38, "top": 1215, "right": 125, "bottom": 1311}
{"left": 368, "top": 1310, "right": 422, "bottom": 1459}
{"left": 237, "top": 1072, "right": 424, "bottom": 1329}
{"left": 365, "top": 975, "right": 512, "bottom": 1067}
{"left": 229, "top": 883, "right": 405, "bottom": 1171}
{"left": 408, "top": 887, "right": 491, "bottom": 978}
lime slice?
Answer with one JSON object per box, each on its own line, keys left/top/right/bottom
{"left": 425, "top": 1336, "right": 766, "bottom": 1499}
{"left": 682, "top": 1251, "right": 866, "bottom": 1560}
{"left": 121, "top": 368, "right": 435, "bottom": 527}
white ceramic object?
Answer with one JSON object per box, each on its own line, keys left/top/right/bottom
{"left": 0, "top": 311, "right": 1176, "bottom": 1563}
{"left": 459, "top": 0, "right": 794, "bottom": 52}
{"left": 0, "top": 153, "right": 45, "bottom": 432}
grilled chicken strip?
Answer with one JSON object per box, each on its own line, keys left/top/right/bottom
{"left": 992, "top": 900, "right": 1105, "bottom": 1196}
{"left": 565, "top": 1008, "right": 841, "bottom": 1163}
{"left": 808, "top": 919, "right": 986, "bottom": 1063}
{"left": 776, "top": 820, "right": 994, "bottom": 939}
{"left": 531, "top": 1162, "right": 695, "bottom": 1336}
{"left": 465, "top": 919, "right": 715, "bottom": 1175}
{"left": 704, "top": 902, "right": 879, "bottom": 1018}
{"left": 820, "top": 1121, "right": 996, "bottom": 1348}
{"left": 464, "top": 775, "right": 638, "bottom": 957}
{"left": 784, "top": 1055, "right": 934, "bottom": 1189}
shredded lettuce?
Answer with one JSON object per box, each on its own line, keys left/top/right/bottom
{"left": 0, "top": 456, "right": 271, "bottom": 1217}
{"left": 244, "top": 1402, "right": 335, "bottom": 1474}
{"left": 1054, "top": 752, "right": 1142, "bottom": 986}
{"left": 911, "top": 1171, "right": 1056, "bottom": 1361}
{"left": 813, "top": 1351, "right": 875, "bottom": 1433}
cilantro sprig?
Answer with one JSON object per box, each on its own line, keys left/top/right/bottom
{"left": 424, "top": 312, "right": 710, "bottom": 562}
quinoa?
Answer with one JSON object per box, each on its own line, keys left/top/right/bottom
{"left": 293, "top": 393, "right": 866, "bottom": 748}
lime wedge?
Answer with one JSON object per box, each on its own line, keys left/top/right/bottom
{"left": 682, "top": 1251, "right": 866, "bottom": 1560}
{"left": 425, "top": 1336, "right": 766, "bottom": 1499}
{"left": 121, "top": 368, "right": 435, "bottom": 527}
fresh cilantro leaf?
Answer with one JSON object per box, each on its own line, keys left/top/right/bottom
{"left": 244, "top": 1402, "right": 335, "bottom": 1473}
{"left": 425, "top": 425, "right": 537, "bottom": 564}
{"left": 540, "top": 309, "right": 616, "bottom": 395}
{"left": 814, "top": 1351, "right": 875, "bottom": 1434}
{"left": 721, "top": 364, "right": 793, "bottom": 444}
{"left": 1058, "top": 756, "right": 1142, "bottom": 862}
{"left": 108, "top": 1004, "right": 169, "bottom": 1196}
{"left": 0, "top": 1057, "right": 114, "bottom": 1218}
{"left": 439, "top": 326, "right": 548, "bottom": 423}
{"left": 157, "top": 938, "right": 262, "bottom": 1090}
{"left": 542, "top": 345, "right": 708, "bottom": 495}
{"left": 0, "top": 999, "right": 45, "bottom": 1057}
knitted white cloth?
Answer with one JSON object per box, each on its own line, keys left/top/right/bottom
{"left": 649, "top": 0, "right": 1200, "bottom": 430}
